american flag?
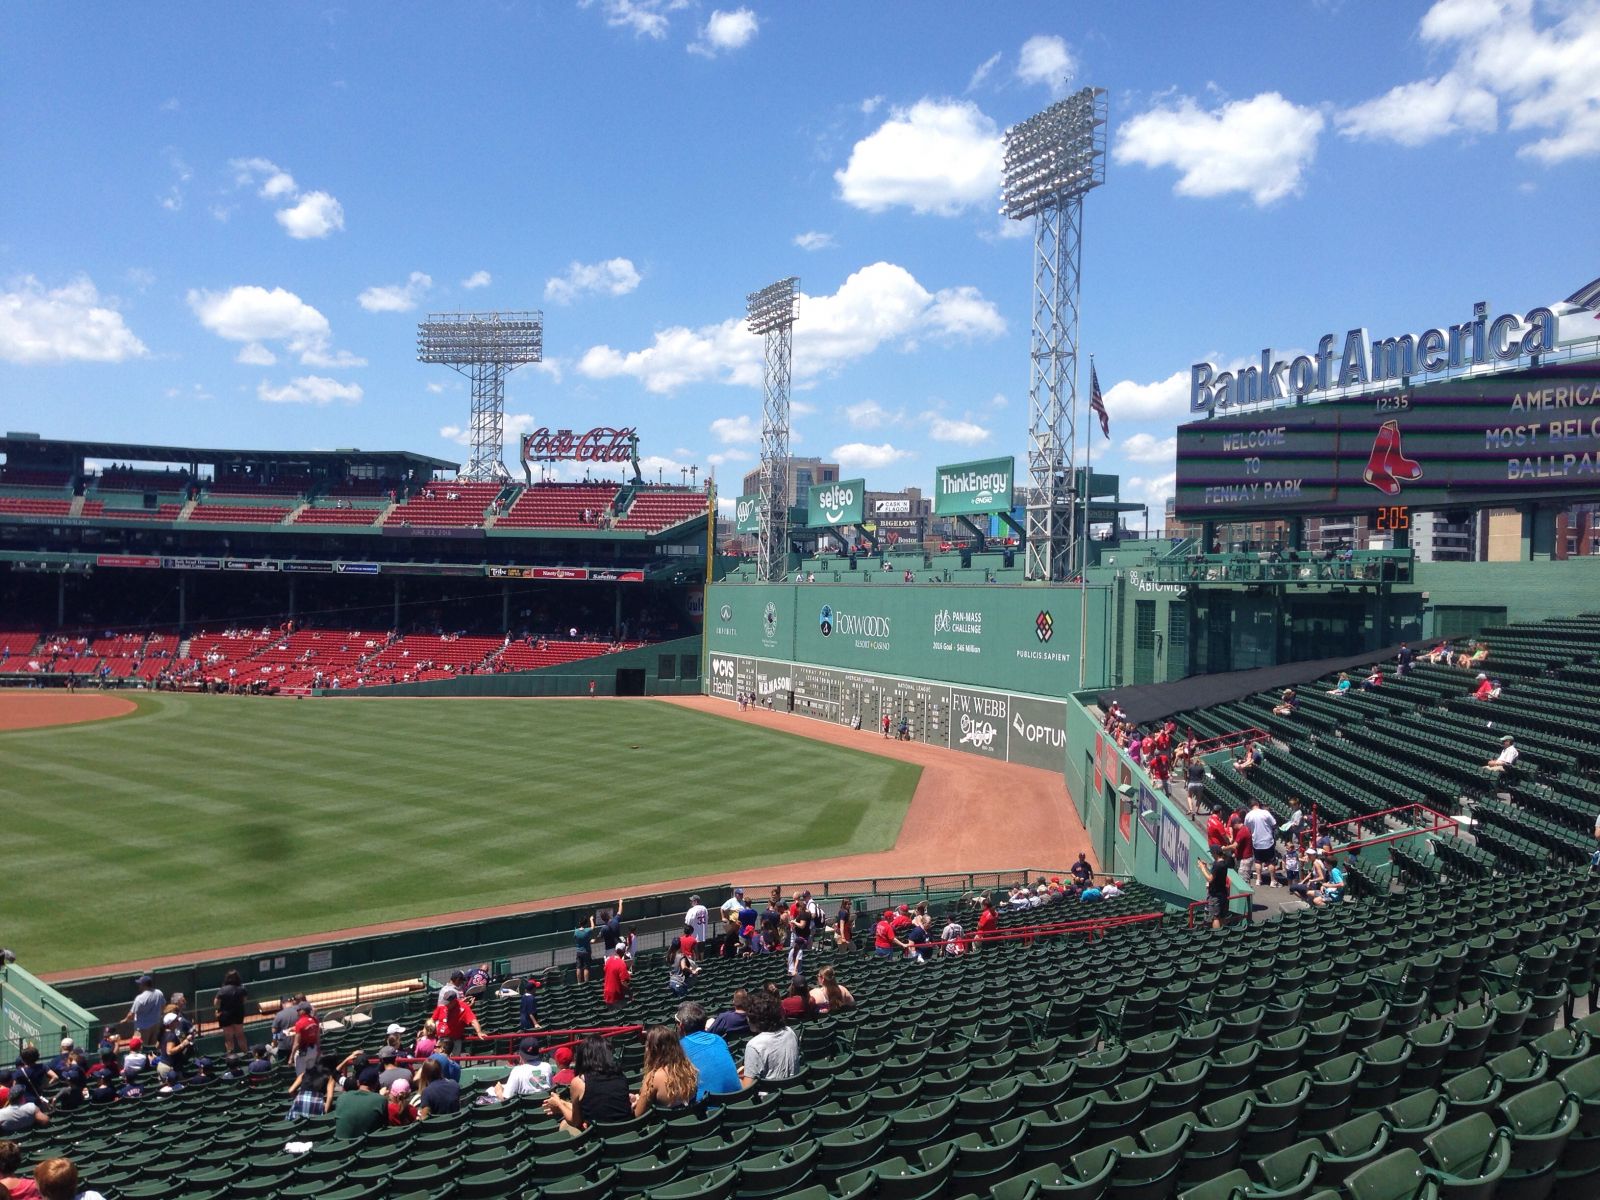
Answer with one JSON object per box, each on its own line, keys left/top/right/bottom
{"left": 1089, "top": 363, "right": 1110, "bottom": 439}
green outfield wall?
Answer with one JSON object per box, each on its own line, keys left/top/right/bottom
{"left": 1, "top": 962, "right": 98, "bottom": 1058}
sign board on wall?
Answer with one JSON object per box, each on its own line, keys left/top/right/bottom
{"left": 1175, "top": 364, "right": 1600, "bottom": 517}
{"left": 934, "top": 456, "right": 1015, "bottom": 516}
{"left": 734, "top": 494, "right": 761, "bottom": 534}
{"left": 806, "top": 479, "right": 866, "bottom": 527}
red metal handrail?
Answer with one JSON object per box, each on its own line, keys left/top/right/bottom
{"left": 1312, "top": 802, "right": 1458, "bottom": 854}
{"left": 1186, "top": 892, "right": 1254, "bottom": 928}
{"left": 1193, "top": 728, "right": 1269, "bottom": 756}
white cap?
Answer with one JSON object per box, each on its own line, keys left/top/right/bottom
{"left": 386, "top": 1023, "right": 406, "bottom": 1036}
{"left": 162, "top": 1012, "right": 179, "bottom": 1025}
{"left": 60, "top": 1037, "right": 74, "bottom": 1050}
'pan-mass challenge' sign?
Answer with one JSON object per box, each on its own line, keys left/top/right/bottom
{"left": 1174, "top": 363, "right": 1600, "bottom": 517}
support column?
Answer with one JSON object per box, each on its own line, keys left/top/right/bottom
{"left": 288, "top": 576, "right": 298, "bottom": 623}
{"left": 1527, "top": 505, "right": 1557, "bottom": 561}
{"left": 1289, "top": 517, "right": 1305, "bottom": 553}
{"left": 501, "top": 581, "right": 510, "bottom": 634}
{"left": 614, "top": 584, "right": 623, "bottom": 640}
{"left": 177, "top": 574, "right": 186, "bottom": 634}
{"left": 57, "top": 574, "right": 66, "bottom": 627}
{"left": 392, "top": 578, "right": 401, "bottom": 631}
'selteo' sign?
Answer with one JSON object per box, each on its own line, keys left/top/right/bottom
{"left": 521, "top": 426, "right": 637, "bottom": 463}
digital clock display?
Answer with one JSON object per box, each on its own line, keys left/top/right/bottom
{"left": 1374, "top": 505, "right": 1410, "bottom": 532}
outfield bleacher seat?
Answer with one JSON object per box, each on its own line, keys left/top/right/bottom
{"left": 383, "top": 481, "right": 505, "bottom": 529}
{"left": 496, "top": 484, "right": 622, "bottom": 530}
{"left": 616, "top": 488, "right": 706, "bottom": 532}
{"left": 186, "top": 504, "right": 292, "bottom": 525}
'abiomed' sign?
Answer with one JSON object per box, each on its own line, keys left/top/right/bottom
{"left": 934, "top": 456, "right": 1014, "bottom": 516}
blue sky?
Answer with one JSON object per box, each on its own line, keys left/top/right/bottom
{"left": 3, "top": 0, "right": 1597, "bottom": 519}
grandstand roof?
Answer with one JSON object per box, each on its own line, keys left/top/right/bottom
{"left": 0, "top": 433, "right": 457, "bottom": 474}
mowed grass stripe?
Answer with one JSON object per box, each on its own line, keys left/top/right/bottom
{"left": 5, "top": 695, "right": 918, "bottom": 971}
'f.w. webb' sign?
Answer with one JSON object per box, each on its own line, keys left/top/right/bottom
{"left": 521, "top": 426, "right": 637, "bottom": 463}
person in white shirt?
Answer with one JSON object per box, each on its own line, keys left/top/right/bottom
{"left": 684, "top": 895, "right": 709, "bottom": 952}
{"left": 1242, "top": 799, "right": 1279, "bottom": 886}
{"left": 719, "top": 889, "right": 745, "bottom": 925}
{"left": 496, "top": 1040, "right": 553, "bottom": 1100}
{"left": 1484, "top": 736, "right": 1519, "bottom": 773}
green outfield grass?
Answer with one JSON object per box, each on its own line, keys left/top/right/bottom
{"left": 2, "top": 694, "right": 919, "bottom": 973}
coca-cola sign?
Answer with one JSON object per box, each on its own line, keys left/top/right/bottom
{"left": 521, "top": 426, "right": 637, "bottom": 463}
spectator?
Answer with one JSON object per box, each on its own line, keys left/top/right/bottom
{"left": 940, "top": 918, "right": 966, "bottom": 956}
{"left": 1485, "top": 735, "right": 1519, "bottom": 773}
{"left": 1424, "top": 640, "right": 1452, "bottom": 665}
{"left": 707, "top": 990, "right": 751, "bottom": 1038}
{"left": 496, "top": 1040, "right": 553, "bottom": 1101}
{"left": 1233, "top": 740, "right": 1264, "bottom": 772}
{"left": 248, "top": 1046, "right": 274, "bottom": 1077}
{"left": 1243, "top": 798, "right": 1279, "bottom": 887}
{"left": 415, "top": 1058, "right": 460, "bottom": 1119}
{"left": 1102, "top": 878, "right": 1123, "bottom": 899}
{"left": 333, "top": 1072, "right": 388, "bottom": 1140}
{"left": 288, "top": 1002, "right": 321, "bottom": 1076}
{"left": 542, "top": 1035, "right": 630, "bottom": 1133}
{"left": 121, "top": 975, "right": 165, "bottom": 1049}
{"left": 213, "top": 970, "right": 250, "bottom": 1058}
{"left": 597, "top": 903, "right": 624, "bottom": 954}
{"left": 1198, "top": 850, "right": 1233, "bottom": 930}
{"left": 834, "top": 896, "right": 854, "bottom": 948}
{"left": 431, "top": 987, "right": 485, "bottom": 1055}
{"left": 674, "top": 1002, "right": 739, "bottom": 1100}
{"left": 550, "top": 1045, "right": 577, "bottom": 1089}
{"left": 633, "top": 1026, "right": 699, "bottom": 1115}
{"left": 1206, "top": 810, "right": 1230, "bottom": 852}
{"left": 287, "top": 1055, "right": 336, "bottom": 1120}
{"left": 269, "top": 996, "right": 301, "bottom": 1058}
{"left": 1472, "top": 673, "right": 1497, "bottom": 701}
{"left": 33, "top": 1159, "right": 105, "bottom": 1200}
{"left": 376, "top": 1046, "right": 409, "bottom": 1091}
{"left": 975, "top": 897, "right": 998, "bottom": 947}
{"left": 1184, "top": 756, "right": 1209, "bottom": 820}
{"left": 1312, "top": 854, "right": 1347, "bottom": 907}
{"left": 1272, "top": 688, "right": 1298, "bottom": 716}
{"left": 602, "top": 943, "right": 632, "bottom": 1007}
{"left": 1396, "top": 642, "right": 1415, "bottom": 676}
{"left": 413, "top": 1021, "right": 438, "bottom": 1060}
{"left": 1326, "top": 672, "right": 1353, "bottom": 696}
{"left": 1232, "top": 814, "right": 1255, "bottom": 878}
{"left": 1361, "top": 668, "right": 1385, "bottom": 691}
{"left": 0, "top": 1141, "right": 39, "bottom": 1200}
{"left": 384, "top": 1077, "right": 414, "bottom": 1126}
{"left": 519, "top": 978, "right": 543, "bottom": 1032}
{"left": 781, "top": 976, "right": 815, "bottom": 1020}
{"left": 462, "top": 962, "right": 491, "bottom": 995}
{"left": 1079, "top": 881, "right": 1103, "bottom": 902}
{"left": 11, "top": 1047, "right": 55, "bottom": 1104}
{"left": 0, "top": 1091, "right": 46, "bottom": 1134}
{"left": 1281, "top": 796, "right": 1306, "bottom": 850}
{"left": 1071, "top": 853, "right": 1094, "bottom": 887}
{"left": 809, "top": 966, "right": 855, "bottom": 1015}
{"left": 668, "top": 944, "right": 700, "bottom": 998}
{"left": 740, "top": 991, "right": 800, "bottom": 1088}
{"left": 719, "top": 887, "right": 746, "bottom": 926}
{"left": 572, "top": 916, "right": 596, "bottom": 984}
{"left": 685, "top": 894, "right": 710, "bottom": 950}
{"left": 904, "top": 915, "right": 932, "bottom": 961}
{"left": 155, "top": 1013, "right": 196, "bottom": 1080}
{"left": 787, "top": 903, "right": 813, "bottom": 977}
{"left": 873, "top": 909, "right": 911, "bottom": 959}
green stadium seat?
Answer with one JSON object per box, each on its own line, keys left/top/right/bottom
{"left": 1244, "top": 1072, "right": 1313, "bottom": 1159}
{"left": 1149, "top": 1058, "right": 1211, "bottom": 1118}
{"left": 1498, "top": 1079, "right": 1579, "bottom": 1189}
{"left": 1444, "top": 1066, "right": 1506, "bottom": 1120}
{"left": 736, "top": 1142, "right": 819, "bottom": 1200}
{"left": 1343, "top": 1148, "right": 1441, "bottom": 1200}
{"left": 645, "top": 1164, "right": 738, "bottom": 1200}
{"left": 1316, "top": 1111, "right": 1391, "bottom": 1186}
{"left": 1252, "top": 1138, "right": 1323, "bottom": 1199}
{"left": 1180, "top": 1095, "right": 1253, "bottom": 1185}
{"left": 1488, "top": 1044, "right": 1550, "bottom": 1098}
{"left": 1421, "top": 1113, "right": 1512, "bottom": 1199}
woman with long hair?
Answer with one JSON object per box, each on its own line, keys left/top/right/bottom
{"left": 809, "top": 966, "right": 854, "bottom": 1015}
{"left": 633, "top": 1026, "right": 698, "bottom": 1115}
{"left": 286, "top": 1054, "right": 336, "bottom": 1120}
{"left": 543, "top": 1034, "right": 630, "bottom": 1133}
{"left": 214, "top": 969, "right": 250, "bottom": 1057}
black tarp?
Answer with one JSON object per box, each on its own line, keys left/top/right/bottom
{"left": 1097, "top": 642, "right": 1409, "bottom": 726}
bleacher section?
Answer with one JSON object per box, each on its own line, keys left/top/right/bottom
{"left": 0, "top": 495, "right": 72, "bottom": 517}
{"left": 292, "top": 504, "right": 385, "bottom": 527}
{"left": 187, "top": 503, "right": 293, "bottom": 525}
{"left": 496, "top": 484, "right": 622, "bottom": 530}
{"left": 383, "top": 482, "right": 504, "bottom": 529}
{"left": 93, "top": 468, "right": 188, "bottom": 493}
{"left": 617, "top": 487, "right": 706, "bottom": 532}
{"left": 0, "top": 465, "right": 73, "bottom": 488}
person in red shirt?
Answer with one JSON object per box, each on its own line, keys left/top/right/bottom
{"left": 873, "top": 911, "right": 910, "bottom": 959}
{"left": 551, "top": 1044, "right": 576, "bottom": 1088}
{"left": 1206, "top": 811, "right": 1229, "bottom": 850}
{"left": 430, "top": 988, "right": 485, "bottom": 1055}
{"left": 289, "top": 1003, "right": 321, "bottom": 1075}
{"left": 890, "top": 904, "right": 914, "bottom": 935}
{"left": 1472, "top": 674, "right": 1496, "bottom": 701}
{"left": 1232, "top": 818, "right": 1254, "bottom": 873}
{"left": 602, "top": 944, "right": 631, "bottom": 1006}
{"left": 974, "top": 898, "right": 998, "bottom": 951}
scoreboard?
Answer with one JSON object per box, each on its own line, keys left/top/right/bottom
{"left": 1174, "top": 362, "right": 1600, "bottom": 518}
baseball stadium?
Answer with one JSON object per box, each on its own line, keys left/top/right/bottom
{"left": 8, "top": 17, "right": 1600, "bottom": 1200}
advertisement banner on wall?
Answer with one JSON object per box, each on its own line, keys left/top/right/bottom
{"left": 806, "top": 479, "right": 866, "bottom": 528}
{"left": 949, "top": 687, "right": 1007, "bottom": 760}
{"left": 734, "top": 494, "right": 761, "bottom": 534}
{"left": 933, "top": 456, "right": 1015, "bottom": 516}
{"left": 1137, "top": 785, "right": 1161, "bottom": 847}
{"left": 1159, "top": 807, "right": 1192, "bottom": 888}
{"left": 1007, "top": 694, "right": 1067, "bottom": 772}
{"left": 708, "top": 652, "right": 738, "bottom": 700}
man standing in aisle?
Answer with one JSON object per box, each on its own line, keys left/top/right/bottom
{"left": 1242, "top": 798, "right": 1279, "bottom": 887}
{"left": 684, "top": 895, "right": 710, "bottom": 958}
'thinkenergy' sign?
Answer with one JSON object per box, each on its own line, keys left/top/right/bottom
{"left": 934, "top": 456, "right": 1015, "bottom": 516}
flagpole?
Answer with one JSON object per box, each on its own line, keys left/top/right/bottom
{"left": 1079, "top": 359, "right": 1092, "bottom": 690}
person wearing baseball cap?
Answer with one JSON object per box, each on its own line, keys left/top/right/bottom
{"left": 384, "top": 1076, "right": 415, "bottom": 1126}
{"left": 1485, "top": 734, "right": 1519, "bottom": 773}
{"left": 496, "top": 1039, "right": 552, "bottom": 1100}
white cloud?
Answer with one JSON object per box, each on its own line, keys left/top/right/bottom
{"left": 1337, "top": 75, "right": 1497, "bottom": 146}
{"left": 989, "top": 392, "right": 1008, "bottom": 409}
{"left": 1337, "top": 0, "right": 1600, "bottom": 163}
{"left": 710, "top": 414, "right": 758, "bottom": 444}
{"left": 793, "top": 230, "right": 836, "bottom": 252}
{"left": 1125, "top": 471, "right": 1177, "bottom": 515}
{"left": 545, "top": 257, "right": 641, "bottom": 304}
{"left": 925, "top": 414, "right": 990, "bottom": 445}
{"left": 1101, "top": 371, "right": 1190, "bottom": 421}
{"left": 860, "top": 95, "right": 884, "bottom": 115}
{"left": 188, "top": 284, "right": 361, "bottom": 368}
{"left": 461, "top": 270, "right": 492, "bottom": 290}
{"left": 1120, "top": 432, "right": 1178, "bottom": 463}
{"left": 276, "top": 191, "right": 345, "bottom": 239}
{"left": 790, "top": 399, "right": 817, "bottom": 417}
{"left": 835, "top": 99, "right": 1004, "bottom": 216}
{"left": 690, "top": 7, "right": 757, "bottom": 56}
{"left": 707, "top": 450, "right": 749, "bottom": 468}
{"left": 158, "top": 148, "right": 191, "bottom": 212}
{"left": 441, "top": 412, "right": 538, "bottom": 447}
{"left": 257, "top": 375, "right": 362, "bottom": 405}
{"left": 1116, "top": 92, "right": 1324, "bottom": 205}
{"left": 358, "top": 271, "right": 433, "bottom": 313}
{"left": 967, "top": 51, "right": 1001, "bottom": 92}
{"left": 426, "top": 381, "right": 449, "bottom": 394}
{"left": 578, "top": 261, "right": 1004, "bottom": 394}
{"left": 845, "top": 399, "right": 898, "bottom": 430}
{"left": 235, "top": 342, "right": 277, "bottom": 366}
{"left": 231, "top": 158, "right": 345, "bottom": 238}
{"left": 0, "top": 275, "right": 148, "bottom": 365}
{"left": 831, "top": 442, "right": 913, "bottom": 471}
{"left": 1016, "top": 35, "right": 1075, "bottom": 94}
{"left": 585, "top": 0, "right": 671, "bottom": 39}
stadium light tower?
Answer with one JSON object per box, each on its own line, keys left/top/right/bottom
{"left": 417, "top": 311, "right": 543, "bottom": 481}
{"left": 747, "top": 277, "right": 800, "bottom": 583}
{"left": 1001, "top": 87, "right": 1107, "bottom": 582}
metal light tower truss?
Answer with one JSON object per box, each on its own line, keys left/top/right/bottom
{"left": 417, "top": 311, "right": 543, "bottom": 481}
{"left": 747, "top": 277, "right": 800, "bottom": 583}
{"left": 1001, "top": 87, "right": 1107, "bottom": 582}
